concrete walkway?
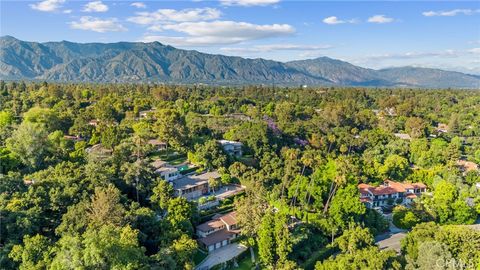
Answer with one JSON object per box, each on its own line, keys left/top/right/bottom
{"left": 195, "top": 243, "right": 248, "bottom": 270}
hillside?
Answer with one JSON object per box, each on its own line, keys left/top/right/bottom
{"left": 1, "top": 36, "right": 479, "bottom": 88}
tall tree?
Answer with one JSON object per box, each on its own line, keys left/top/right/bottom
{"left": 153, "top": 109, "right": 188, "bottom": 150}
{"left": 6, "top": 122, "right": 50, "bottom": 171}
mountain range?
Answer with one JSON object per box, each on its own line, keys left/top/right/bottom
{"left": 1, "top": 36, "right": 479, "bottom": 88}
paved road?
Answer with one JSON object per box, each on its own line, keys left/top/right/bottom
{"left": 375, "top": 213, "right": 407, "bottom": 253}
{"left": 375, "top": 218, "right": 479, "bottom": 253}
{"left": 195, "top": 243, "right": 248, "bottom": 270}
{"left": 375, "top": 232, "right": 407, "bottom": 253}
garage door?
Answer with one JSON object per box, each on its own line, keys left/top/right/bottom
{"left": 208, "top": 245, "right": 214, "bottom": 252}
{"left": 222, "top": 240, "right": 228, "bottom": 246}
{"left": 215, "top": 242, "right": 221, "bottom": 249}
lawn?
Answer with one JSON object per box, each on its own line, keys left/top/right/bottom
{"left": 231, "top": 257, "right": 254, "bottom": 270}
{"left": 224, "top": 247, "right": 260, "bottom": 270}
{"left": 193, "top": 249, "right": 208, "bottom": 265}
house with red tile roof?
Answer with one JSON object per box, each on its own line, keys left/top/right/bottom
{"left": 196, "top": 211, "right": 240, "bottom": 252}
{"left": 456, "top": 159, "right": 478, "bottom": 175}
{"left": 359, "top": 180, "right": 426, "bottom": 208}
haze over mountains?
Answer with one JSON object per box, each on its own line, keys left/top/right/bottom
{"left": 1, "top": 36, "right": 479, "bottom": 88}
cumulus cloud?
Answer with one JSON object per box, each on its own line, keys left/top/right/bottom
{"left": 128, "top": 8, "right": 221, "bottom": 25}
{"left": 83, "top": 1, "right": 109, "bottom": 12}
{"left": 30, "top": 0, "right": 65, "bottom": 12}
{"left": 221, "top": 44, "right": 332, "bottom": 54}
{"left": 422, "top": 9, "right": 479, "bottom": 17}
{"left": 163, "top": 21, "right": 294, "bottom": 39}
{"left": 322, "top": 16, "right": 357, "bottom": 25}
{"left": 220, "top": 0, "right": 280, "bottom": 6}
{"left": 367, "top": 15, "right": 394, "bottom": 23}
{"left": 70, "top": 16, "right": 127, "bottom": 32}
{"left": 140, "top": 21, "right": 294, "bottom": 46}
{"left": 131, "top": 2, "right": 146, "bottom": 9}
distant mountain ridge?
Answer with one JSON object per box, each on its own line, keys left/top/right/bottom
{"left": 1, "top": 36, "right": 479, "bottom": 88}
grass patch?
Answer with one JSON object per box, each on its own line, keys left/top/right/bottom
{"left": 193, "top": 249, "right": 208, "bottom": 265}
{"left": 300, "top": 246, "right": 337, "bottom": 270}
{"left": 229, "top": 256, "right": 254, "bottom": 270}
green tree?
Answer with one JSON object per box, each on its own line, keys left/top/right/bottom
{"left": 189, "top": 140, "right": 227, "bottom": 170}
{"left": 6, "top": 122, "right": 50, "bottom": 171}
{"left": 328, "top": 185, "right": 366, "bottom": 230}
{"left": 392, "top": 206, "right": 420, "bottom": 229}
{"left": 9, "top": 234, "right": 53, "bottom": 270}
{"left": 167, "top": 197, "right": 194, "bottom": 234}
{"left": 23, "top": 107, "right": 60, "bottom": 132}
{"left": 0, "top": 110, "right": 14, "bottom": 128}
{"left": 172, "top": 234, "right": 197, "bottom": 270}
{"left": 150, "top": 179, "right": 174, "bottom": 211}
{"left": 379, "top": 154, "right": 410, "bottom": 180}
{"left": 315, "top": 247, "right": 400, "bottom": 270}
{"left": 405, "top": 117, "right": 428, "bottom": 139}
{"left": 51, "top": 225, "right": 147, "bottom": 270}
{"left": 334, "top": 224, "right": 374, "bottom": 254}
{"left": 258, "top": 211, "right": 276, "bottom": 267}
{"left": 87, "top": 185, "right": 127, "bottom": 229}
{"left": 153, "top": 109, "right": 188, "bottom": 150}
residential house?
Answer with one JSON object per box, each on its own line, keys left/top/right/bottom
{"left": 85, "top": 144, "right": 113, "bottom": 157}
{"left": 436, "top": 123, "right": 449, "bottom": 133}
{"left": 156, "top": 166, "right": 180, "bottom": 182}
{"left": 218, "top": 140, "right": 243, "bottom": 157}
{"left": 88, "top": 119, "right": 100, "bottom": 127}
{"left": 456, "top": 159, "right": 478, "bottom": 175}
{"left": 359, "top": 180, "right": 427, "bottom": 208}
{"left": 394, "top": 133, "right": 412, "bottom": 140}
{"left": 148, "top": 139, "right": 167, "bottom": 151}
{"left": 197, "top": 184, "right": 246, "bottom": 210}
{"left": 173, "top": 171, "right": 221, "bottom": 200}
{"left": 196, "top": 211, "right": 240, "bottom": 252}
{"left": 150, "top": 159, "right": 180, "bottom": 182}
{"left": 139, "top": 109, "right": 156, "bottom": 119}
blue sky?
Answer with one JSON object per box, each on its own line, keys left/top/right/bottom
{"left": 1, "top": 0, "right": 479, "bottom": 73}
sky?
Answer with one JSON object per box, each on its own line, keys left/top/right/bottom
{"left": 1, "top": 0, "right": 479, "bottom": 74}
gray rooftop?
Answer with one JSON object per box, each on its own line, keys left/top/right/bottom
{"left": 173, "top": 171, "right": 221, "bottom": 190}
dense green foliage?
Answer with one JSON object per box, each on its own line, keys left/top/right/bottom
{"left": 0, "top": 81, "right": 479, "bottom": 269}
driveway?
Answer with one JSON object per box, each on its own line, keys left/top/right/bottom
{"left": 375, "top": 232, "right": 407, "bottom": 253}
{"left": 375, "top": 218, "right": 480, "bottom": 253}
{"left": 195, "top": 243, "right": 248, "bottom": 270}
{"left": 375, "top": 214, "right": 407, "bottom": 253}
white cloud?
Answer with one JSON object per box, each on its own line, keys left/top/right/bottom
{"left": 30, "top": 0, "right": 65, "bottom": 12}
{"left": 220, "top": 0, "right": 280, "bottom": 6}
{"left": 221, "top": 44, "right": 332, "bottom": 54}
{"left": 422, "top": 9, "right": 479, "bottom": 17}
{"left": 322, "top": 16, "right": 357, "bottom": 25}
{"left": 164, "top": 21, "right": 293, "bottom": 39}
{"left": 367, "top": 15, "right": 394, "bottom": 24}
{"left": 83, "top": 1, "right": 109, "bottom": 13}
{"left": 131, "top": 2, "right": 146, "bottom": 9}
{"left": 468, "top": 48, "right": 480, "bottom": 54}
{"left": 128, "top": 8, "right": 221, "bottom": 25}
{"left": 361, "top": 50, "right": 460, "bottom": 61}
{"left": 140, "top": 21, "right": 294, "bottom": 46}
{"left": 70, "top": 16, "right": 127, "bottom": 32}
{"left": 323, "top": 16, "right": 343, "bottom": 25}
{"left": 63, "top": 9, "right": 72, "bottom": 14}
